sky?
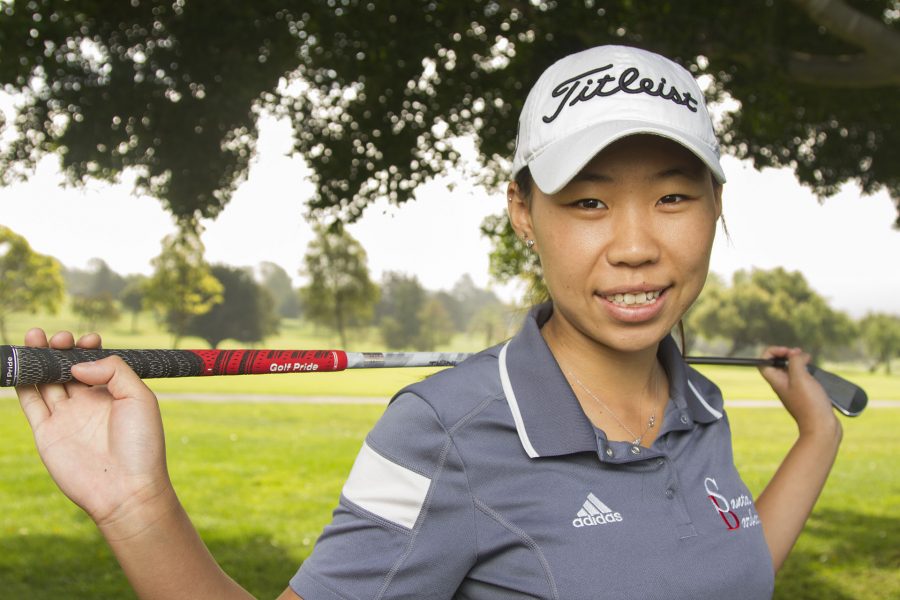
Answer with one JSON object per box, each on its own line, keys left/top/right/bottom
{"left": 0, "top": 113, "right": 898, "bottom": 319}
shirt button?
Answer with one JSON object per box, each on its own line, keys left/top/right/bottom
{"left": 665, "top": 488, "right": 675, "bottom": 499}
{"left": 605, "top": 447, "right": 614, "bottom": 457}
{"left": 680, "top": 414, "right": 690, "bottom": 424}
{"left": 630, "top": 446, "right": 641, "bottom": 455}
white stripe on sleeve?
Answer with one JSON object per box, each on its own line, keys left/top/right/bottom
{"left": 341, "top": 441, "right": 432, "bottom": 529}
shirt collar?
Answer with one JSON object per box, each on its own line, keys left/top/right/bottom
{"left": 499, "top": 303, "right": 723, "bottom": 459}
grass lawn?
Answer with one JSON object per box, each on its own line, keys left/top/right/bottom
{"left": 1, "top": 397, "right": 897, "bottom": 599}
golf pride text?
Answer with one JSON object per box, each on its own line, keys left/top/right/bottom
{"left": 269, "top": 362, "right": 319, "bottom": 372}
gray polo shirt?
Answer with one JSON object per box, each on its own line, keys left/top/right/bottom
{"left": 291, "top": 303, "right": 774, "bottom": 599}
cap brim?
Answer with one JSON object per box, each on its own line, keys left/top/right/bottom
{"left": 528, "top": 120, "right": 727, "bottom": 194}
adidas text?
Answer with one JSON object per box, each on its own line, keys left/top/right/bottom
{"left": 572, "top": 513, "right": 623, "bottom": 528}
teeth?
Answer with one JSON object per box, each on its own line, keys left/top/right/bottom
{"left": 603, "top": 290, "right": 662, "bottom": 306}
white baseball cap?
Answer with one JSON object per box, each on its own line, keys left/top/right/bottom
{"left": 512, "top": 45, "right": 726, "bottom": 193}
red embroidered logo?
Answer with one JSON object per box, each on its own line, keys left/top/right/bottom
{"left": 704, "top": 477, "right": 760, "bottom": 531}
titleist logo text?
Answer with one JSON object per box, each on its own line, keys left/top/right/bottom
{"left": 542, "top": 64, "right": 699, "bottom": 123}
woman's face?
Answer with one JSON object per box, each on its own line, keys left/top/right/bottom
{"left": 508, "top": 135, "right": 722, "bottom": 355}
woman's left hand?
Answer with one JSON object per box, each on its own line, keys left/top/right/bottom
{"left": 757, "top": 346, "right": 840, "bottom": 435}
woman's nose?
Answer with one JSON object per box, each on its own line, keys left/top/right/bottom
{"left": 605, "top": 208, "right": 661, "bottom": 267}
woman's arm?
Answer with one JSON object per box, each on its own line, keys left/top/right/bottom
{"left": 754, "top": 346, "right": 843, "bottom": 573}
{"left": 15, "top": 329, "right": 265, "bottom": 599}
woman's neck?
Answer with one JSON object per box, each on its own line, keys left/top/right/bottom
{"left": 541, "top": 313, "right": 663, "bottom": 414}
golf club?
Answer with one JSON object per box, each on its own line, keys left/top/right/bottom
{"left": 1, "top": 345, "right": 867, "bottom": 416}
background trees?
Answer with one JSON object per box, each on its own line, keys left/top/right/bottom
{"left": 299, "top": 224, "right": 378, "bottom": 347}
{"left": 686, "top": 267, "right": 858, "bottom": 359}
{"left": 184, "top": 265, "right": 279, "bottom": 349}
{"left": 142, "top": 227, "right": 224, "bottom": 347}
{"left": 258, "top": 261, "right": 301, "bottom": 319}
{"left": 0, "top": 225, "right": 65, "bottom": 343}
{"left": 859, "top": 313, "right": 900, "bottom": 374}
{"left": 1, "top": 0, "right": 896, "bottom": 230}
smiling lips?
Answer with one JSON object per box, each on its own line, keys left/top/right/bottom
{"left": 600, "top": 289, "right": 664, "bottom": 307}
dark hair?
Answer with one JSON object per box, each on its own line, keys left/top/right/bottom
{"left": 514, "top": 166, "right": 534, "bottom": 205}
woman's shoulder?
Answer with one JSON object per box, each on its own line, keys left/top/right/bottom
{"left": 390, "top": 343, "right": 507, "bottom": 428}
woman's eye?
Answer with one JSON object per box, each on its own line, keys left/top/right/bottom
{"left": 574, "top": 198, "right": 605, "bottom": 209}
{"left": 658, "top": 194, "right": 689, "bottom": 205}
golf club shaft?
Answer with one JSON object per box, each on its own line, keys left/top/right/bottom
{"left": 0, "top": 345, "right": 473, "bottom": 386}
{"left": 1, "top": 345, "right": 865, "bottom": 417}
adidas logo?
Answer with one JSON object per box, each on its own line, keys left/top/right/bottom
{"left": 572, "top": 493, "right": 623, "bottom": 528}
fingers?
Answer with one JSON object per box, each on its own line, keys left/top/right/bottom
{"left": 48, "top": 330, "right": 76, "bottom": 350}
{"left": 16, "top": 383, "right": 49, "bottom": 430}
{"left": 64, "top": 332, "right": 103, "bottom": 396}
{"left": 18, "top": 328, "right": 53, "bottom": 429}
{"left": 27, "top": 330, "right": 72, "bottom": 412}
{"left": 76, "top": 332, "right": 102, "bottom": 349}
{"left": 71, "top": 356, "right": 154, "bottom": 403}
{"left": 23, "top": 327, "right": 49, "bottom": 347}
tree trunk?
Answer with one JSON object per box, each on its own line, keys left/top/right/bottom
{"left": 334, "top": 295, "right": 347, "bottom": 348}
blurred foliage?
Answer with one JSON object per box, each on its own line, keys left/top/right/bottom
{"left": 377, "top": 271, "right": 427, "bottom": 350}
{"left": 0, "top": 0, "right": 896, "bottom": 227}
{"left": 686, "top": 267, "right": 857, "bottom": 358}
{"left": 143, "top": 225, "right": 223, "bottom": 347}
{"left": 258, "top": 261, "right": 301, "bottom": 319}
{"left": 859, "top": 312, "right": 900, "bottom": 374}
{"left": 70, "top": 291, "right": 120, "bottom": 331}
{"left": 185, "top": 264, "right": 279, "bottom": 349}
{"left": 299, "top": 223, "right": 378, "bottom": 347}
{"left": 0, "top": 225, "right": 65, "bottom": 343}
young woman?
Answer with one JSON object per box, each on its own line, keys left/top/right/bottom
{"left": 17, "top": 45, "right": 842, "bottom": 599}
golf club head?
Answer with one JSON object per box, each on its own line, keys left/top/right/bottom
{"left": 807, "top": 364, "right": 868, "bottom": 417}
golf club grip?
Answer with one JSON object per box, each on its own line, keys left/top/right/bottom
{"left": 1, "top": 346, "right": 349, "bottom": 386}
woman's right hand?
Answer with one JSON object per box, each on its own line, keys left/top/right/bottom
{"left": 15, "top": 328, "right": 173, "bottom": 529}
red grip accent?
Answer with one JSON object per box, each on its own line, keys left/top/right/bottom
{"left": 189, "top": 349, "right": 348, "bottom": 376}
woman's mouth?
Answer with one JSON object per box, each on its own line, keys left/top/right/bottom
{"left": 600, "top": 289, "right": 663, "bottom": 307}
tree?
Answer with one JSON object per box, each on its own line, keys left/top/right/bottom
{"left": 468, "top": 303, "right": 515, "bottom": 348}
{"left": 859, "top": 312, "right": 900, "bottom": 374}
{"left": 258, "top": 261, "right": 301, "bottom": 318}
{"left": 1, "top": 0, "right": 897, "bottom": 228}
{"left": 299, "top": 224, "right": 378, "bottom": 347}
{"left": 185, "top": 265, "right": 279, "bottom": 349}
{"left": 70, "top": 292, "right": 120, "bottom": 332}
{"left": 686, "top": 267, "right": 855, "bottom": 358}
{"left": 377, "top": 272, "right": 427, "bottom": 350}
{"left": 416, "top": 297, "right": 456, "bottom": 351}
{"left": 0, "top": 226, "right": 65, "bottom": 343}
{"left": 119, "top": 274, "right": 147, "bottom": 334}
{"left": 143, "top": 226, "right": 223, "bottom": 347}
{"left": 61, "top": 258, "right": 127, "bottom": 297}
{"left": 449, "top": 274, "right": 504, "bottom": 331}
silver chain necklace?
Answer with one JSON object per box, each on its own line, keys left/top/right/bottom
{"left": 567, "top": 366, "right": 659, "bottom": 446}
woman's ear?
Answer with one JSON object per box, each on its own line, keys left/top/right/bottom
{"left": 507, "top": 181, "right": 533, "bottom": 242}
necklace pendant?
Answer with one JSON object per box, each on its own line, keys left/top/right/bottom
{"left": 632, "top": 438, "right": 641, "bottom": 445}
{"left": 648, "top": 415, "right": 656, "bottom": 428}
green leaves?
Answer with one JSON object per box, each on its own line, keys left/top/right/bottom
{"left": 2, "top": 1, "right": 896, "bottom": 229}
{"left": 859, "top": 313, "right": 900, "bottom": 374}
{"left": 685, "top": 267, "right": 856, "bottom": 359}
{"left": 142, "top": 226, "right": 223, "bottom": 346}
{"left": 0, "top": 225, "right": 65, "bottom": 343}
{"left": 299, "top": 223, "right": 378, "bottom": 347}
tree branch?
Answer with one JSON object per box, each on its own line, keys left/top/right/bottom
{"left": 789, "top": 0, "right": 900, "bottom": 55}
{"left": 787, "top": 51, "right": 900, "bottom": 86}
{"left": 786, "top": 0, "right": 900, "bottom": 87}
